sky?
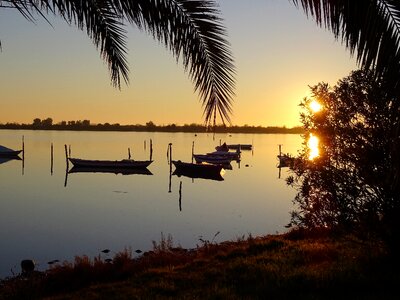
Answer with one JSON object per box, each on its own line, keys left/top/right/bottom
{"left": 0, "top": 0, "right": 357, "bottom": 127}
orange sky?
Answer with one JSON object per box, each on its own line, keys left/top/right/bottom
{"left": 0, "top": 1, "right": 357, "bottom": 127}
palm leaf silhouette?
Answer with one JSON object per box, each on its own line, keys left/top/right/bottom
{"left": 1, "top": 0, "right": 235, "bottom": 126}
{"left": 292, "top": 0, "right": 400, "bottom": 89}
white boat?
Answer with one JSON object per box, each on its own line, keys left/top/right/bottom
{"left": 68, "top": 158, "right": 153, "bottom": 169}
{"left": 0, "top": 145, "right": 22, "bottom": 157}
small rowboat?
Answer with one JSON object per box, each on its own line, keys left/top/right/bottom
{"left": 68, "top": 158, "right": 153, "bottom": 169}
{"left": 172, "top": 160, "right": 224, "bottom": 181}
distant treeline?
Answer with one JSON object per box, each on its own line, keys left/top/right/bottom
{"left": 0, "top": 118, "right": 304, "bottom": 134}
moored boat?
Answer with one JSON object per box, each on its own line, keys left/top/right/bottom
{"left": 206, "top": 150, "right": 240, "bottom": 161}
{"left": 193, "top": 154, "right": 232, "bottom": 165}
{"left": 68, "top": 158, "right": 153, "bottom": 169}
{"left": 172, "top": 160, "right": 224, "bottom": 181}
{"left": 277, "top": 154, "right": 294, "bottom": 168}
{"left": 215, "top": 143, "right": 252, "bottom": 151}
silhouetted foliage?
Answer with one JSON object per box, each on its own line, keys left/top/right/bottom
{"left": 287, "top": 70, "right": 400, "bottom": 249}
{"left": 291, "top": 1, "right": 400, "bottom": 92}
{"left": 1, "top": 0, "right": 236, "bottom": 126}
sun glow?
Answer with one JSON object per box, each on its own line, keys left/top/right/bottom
{"left": 308, "top": 133, "right": 320, "bottom": 160}
{"left": 309, "top": 100, "right": 322, "bottom": 113}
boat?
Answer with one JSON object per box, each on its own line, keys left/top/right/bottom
{"left": 277, "top": 154, "right": 294, "bottom": 168}
{"left": 172, "top": 160, "right": 224, "bottom": 181}
{"left": 206, "top": 150, "right": 241, "bottom": 161}
{"left": 276, "top": 144, "right": 295, "bottom": 168}
{"left": 0, "top": 156, "right": 22, "bottom": 165}
{"left": 215, "top": 143, "right": 252, "bottom": 151}
{"left": 193, "top": 154, "right": 232, "bottom": 165}
{"left": 68, "top": 158, "right": 153, "bottom": 169}
{"left": 68, "top": 165, "right": 153, "bottom": 175}
{"left": 0, "top": 145, "right": 22, "bottom": 157}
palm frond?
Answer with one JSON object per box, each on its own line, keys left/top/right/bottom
{"left": 119, "top": 0, "right": 236, "bottom": 126}
{"left": 2, "top": 0, "right": 235, "bottom": 125}
{"left": 3, "top": 1, "right": 130, "bottom": 88}
{"left": 62, "top": 0, "right": 130, "bottom": 88}
{"left": 291, "top": 0, "right": 400, "bottom": 89}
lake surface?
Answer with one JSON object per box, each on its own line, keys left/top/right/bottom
{"left": 0, "top": 130, "right": 301, "bottom": 278}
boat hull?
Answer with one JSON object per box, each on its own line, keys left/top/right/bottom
{"left": 215, "top": 144, "right": 252, "bottom": 151}
{"left": 193, "top": 154, "right": 232, "bottom": 165}
{"left": 69, "top": 158, "right": 153, "bottom": 169}
{"left": 172, "top": 160, "right": 224, "bottom": 181}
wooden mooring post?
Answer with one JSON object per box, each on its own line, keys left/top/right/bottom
{"left": 51, "top": 143, "right": 54, "bottom": 175}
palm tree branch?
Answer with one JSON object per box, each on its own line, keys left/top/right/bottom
{"left": 291, "top": 0, "right": 400, "bottom": 86}
{"left": 119, "top": 0, "right": 236, "bottom": 126}
{"left": 3, "top": 1, "right": 130, "bottom": 88}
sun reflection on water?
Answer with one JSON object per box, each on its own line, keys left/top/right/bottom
{"left": 308, "top": 133, "right": 320, "bottom": 160}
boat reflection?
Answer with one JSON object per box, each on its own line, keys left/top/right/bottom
{"left": 68, "top": 166, "right": 153, "bottom": 176}
{"left": 172, "top": 169, "right": 224, "bottom": 181}
{"left": 0, "top": 156, "right": 22, "bottom": 165}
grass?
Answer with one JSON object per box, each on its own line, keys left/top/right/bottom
{"left": 0, "top": 228, "right": 398, "bottom": 299}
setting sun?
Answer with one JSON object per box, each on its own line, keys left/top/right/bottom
{"left": 309, "top": 100, "right": 322, "bottom": 113}
{"left": 308, "top": 133, "right": 320, "bottom": 160}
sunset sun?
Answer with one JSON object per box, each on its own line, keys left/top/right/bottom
{"left": 309, "top": 100, "right": 322, "bottom": 113}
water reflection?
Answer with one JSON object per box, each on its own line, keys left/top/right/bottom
{"left": 64, "top": 166, "right": 153, "bottom": 187}
{"left": 0, "top": 156, "right": 22, "bottom": 165}
{"left": 0, "top": 130, "right": 301, "bottom": 279}
{"left": 68, "top": 166, "right": 153, "bottom": 176}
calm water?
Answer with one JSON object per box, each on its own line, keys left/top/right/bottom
{"left": 0, "top": 130, "right": 301, "bottom": 278}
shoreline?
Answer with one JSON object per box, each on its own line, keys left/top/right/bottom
{"left": 0, "top": 125, "right": 304, "bottom": 135}
{"left": 0, "top": 228, "right": 396, "bottom": 299}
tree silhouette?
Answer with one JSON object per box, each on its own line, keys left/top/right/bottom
{"left": 288, "top": 70, "right": 400, "bottom": 248}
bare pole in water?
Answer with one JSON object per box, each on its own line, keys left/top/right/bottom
{"left": 179, "top": 181, "right": 182, "bottom": 211}
{"left": 191, "top": 141, "right": 195, "bottom": 163}
{"left": 150, "top": 139, "right": 153, "bottom": 161}
{"left": 51, "top": 143, "right": 54, "bottom": 175}
{"left": 128, "top": 147, "right": 131, "bottom": 159}
{"left": 168, "top": 143, "right": 173, "bottom": 193}
{"left": 22, "top": 135, "right": 25, "bottom": 175}
{"left": 64, "top": 144, "right": 69, "bottom": 170}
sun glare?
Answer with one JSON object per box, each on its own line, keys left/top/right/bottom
{"left": 308, "top": 133, "right": 320, "bottom": 160}
{"left": 309, "top": 100, "right": 322, "bottom": 113}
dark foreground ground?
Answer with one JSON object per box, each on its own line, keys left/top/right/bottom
{"left": 1, "top": 229, "right": 398, "bottom": 299}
